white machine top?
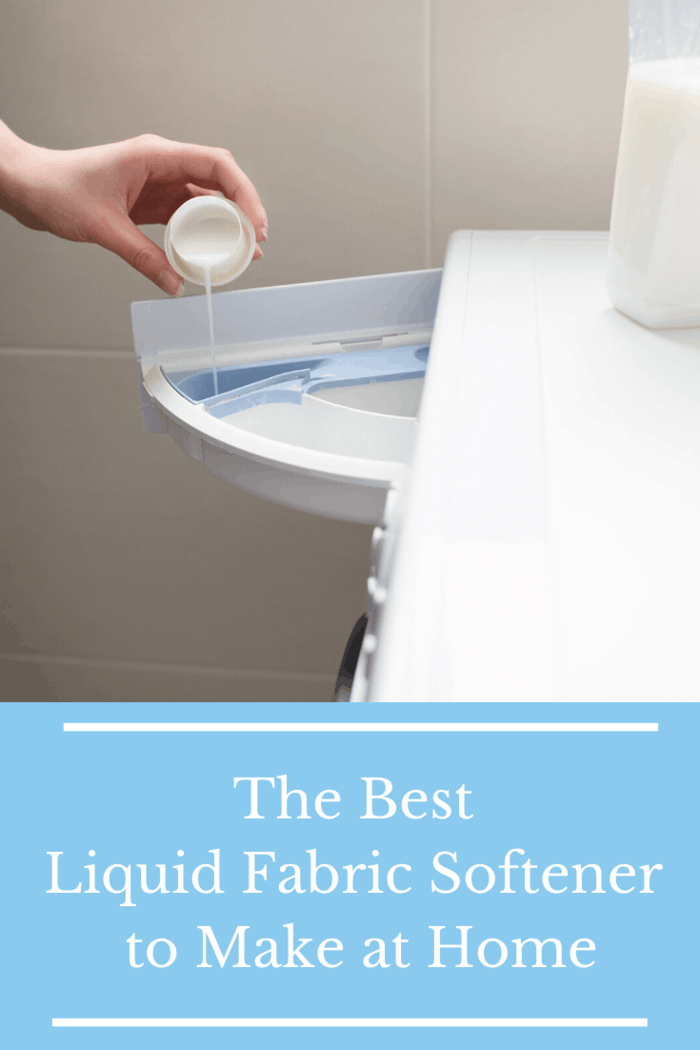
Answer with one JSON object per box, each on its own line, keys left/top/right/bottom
{"left": 367, "top": 231, "right": 700, "bottom": 703}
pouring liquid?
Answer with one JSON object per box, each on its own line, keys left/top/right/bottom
{"left": 204, "top": 267, "right": 218, "bottom": 396}
{"left": 175, "top": 239, "right": 234, "bottom": 396}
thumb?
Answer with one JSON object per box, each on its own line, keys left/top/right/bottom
{"left": 97, "top": 216, "right": 183, "bottom": 296}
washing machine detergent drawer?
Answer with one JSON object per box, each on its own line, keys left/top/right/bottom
{"left": 130, "top": 268, "right": 441, "bottom": 524}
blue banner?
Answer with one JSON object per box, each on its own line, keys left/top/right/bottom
{"left": 1, "top": 702, "right": 696, "bottom": 1048}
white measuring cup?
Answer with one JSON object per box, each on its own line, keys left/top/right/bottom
{"left": 164, "top": 195, "right": 256, "bottom": 286}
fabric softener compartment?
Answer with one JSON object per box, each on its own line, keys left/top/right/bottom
{"left": 130, "top": 269, "right": 441, "bottom": 524}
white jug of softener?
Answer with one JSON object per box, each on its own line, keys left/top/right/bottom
{"left": 607, "top": 1, "right": 700, "bottom": 328}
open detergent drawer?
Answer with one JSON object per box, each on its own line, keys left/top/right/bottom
{"left": 130, "top": 269, "right": 441, "bottom": 524}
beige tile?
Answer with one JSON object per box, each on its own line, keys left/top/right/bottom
{"left": 0, "top": 0, "right": 427, "bottom": 348}
{"left": 0, "top": 657, "right": 335, "bottom": 703}
{"left": 431, "top": 0, "right": 629, "bottom": 262}
{"left": 0, "top": 350, "right": 371, "bottom": 674}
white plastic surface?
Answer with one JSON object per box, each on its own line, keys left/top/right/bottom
{"left": 311, "top": 377, "right": 423, "bottom": 416}
{"left": 228, "top": 395, "right": 417, "bottom": 463}
{"left": 362, "top": 231, "right": 550, "bottom": 703}
{"left": 363, "top": 231, "right": 700, "bottom": 703}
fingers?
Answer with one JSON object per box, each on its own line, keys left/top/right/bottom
{"left": 183, "top": 183, "right": 222, "bottom": 200}
{"left": 201, "top": 151, "right": 268, "bottom": 237}
{"left": 140, "top": 136, "right": 268, "bottom": 240}
{"left": 129, "top": 180, "right": 220, "bottom": 227}
{"left": 97, "top": 213, "right": 183, "bottom": 296}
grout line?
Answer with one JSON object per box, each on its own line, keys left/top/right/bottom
{"left": 0, "top": 652, "right": 335, "bottom": 684}
{"left": 0, "top": 347, "right": 133, "bottom": 357}
{"left": 424, "top": 0, "right": 433, "bottom": 269}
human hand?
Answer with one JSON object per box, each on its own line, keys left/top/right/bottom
{"left": 0, "top": 122, "right": 268, "bottom": 295}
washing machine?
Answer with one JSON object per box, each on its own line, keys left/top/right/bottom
{"left": 132, "top": 231, "right": 700, "bottom": 703}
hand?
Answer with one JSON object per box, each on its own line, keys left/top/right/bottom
{"left": 0, "top": 122, "right": 268, "bottom": 295}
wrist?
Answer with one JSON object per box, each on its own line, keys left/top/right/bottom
{"left": 0, "top": 122, "right": 42, "bottom": 204}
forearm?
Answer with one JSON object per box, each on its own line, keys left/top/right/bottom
{"left": 0, "top": 121, "right": 31, "bottom": 194}
{"left": 0, "top": 121, "right": 50, "bottom": 229}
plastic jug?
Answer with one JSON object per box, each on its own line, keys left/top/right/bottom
{"left": 607, "top": 1, "right": 700, "bottom": 328}
{"left": 164, "top": 195, "right": 256, "bottom": 286}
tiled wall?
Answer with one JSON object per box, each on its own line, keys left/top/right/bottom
{"left": 0, "top": 0, "right": 628, "bottom": 702}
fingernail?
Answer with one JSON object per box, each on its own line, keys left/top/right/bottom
{"left": 158, "top": 270, "right": 183, "bottom": 296}
{"left": 259, "top": 227, "right": 268, "bottom": 241}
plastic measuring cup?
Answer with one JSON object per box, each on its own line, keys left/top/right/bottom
{"left": 164, "top": 195, "right": 256, "bottom": 286}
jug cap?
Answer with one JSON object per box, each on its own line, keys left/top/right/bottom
{"left": 164, "top": 195, "right": 256, "bottom": 287}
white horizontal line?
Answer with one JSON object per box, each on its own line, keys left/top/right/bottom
{"left": 63, "top": 722, "right": 658, "bottom": 733}
{"left": 51, "top": 1018, "right": 648, "bottom": 1028}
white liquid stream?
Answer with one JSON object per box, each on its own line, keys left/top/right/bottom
{"left": 176, "top": 237, "right": 238, "bottom": 395}
{"left": 204, "top": 267, "right": 218, "bottom": 395}
{"left": 608, "top": 58, "right": 700, "bottom": 327}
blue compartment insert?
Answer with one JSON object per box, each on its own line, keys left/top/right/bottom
{"left": 164, "top": 344, "right": 430, "bottom": 417}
